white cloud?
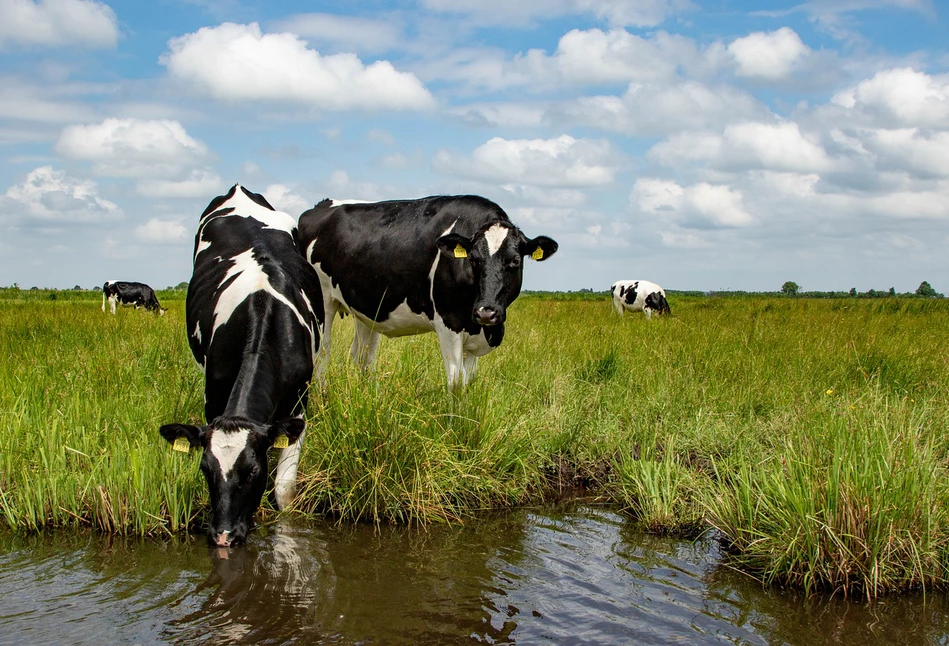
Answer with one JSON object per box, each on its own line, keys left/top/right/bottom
{"left": 0, "top": 0, "right": 118, "bottom": 49}
{"left": 263, "top": 184, "right": 311, "bottom": 215}
{"left": 555, "top": 80, "right": 767, "bottom": 136}
{"left": 420, "top": 0, "right": 695, "bottom": 28}
{"left": 136, "top": 170, "right": 223, "bottom": 198}
{"left": 728, "top": 27, "right": 811, "bottom": 80}
{"left": 55, "top": 118, "right": 210, "bottom": 178}
{"left": 632, "top": 178, "right": 755, "bottom": 228}
{"left": 270, "top": 13, "right": 402, "bottom": 54}
{"left": 860, "top": 128, "right": 949, "bottom": 177}
{"left": 161, "top": 22, "right": 435, "bottom": 111}
{"left": 830, "top": 67, "right": 949, "bottom": 128}
{"left": 448, "top": 102, "right": 548, "bottom": 128}
{"left": 134, "top": 218, "right": 188, "bottom": 244}
{"left": 434, "top": 135, "right": 621, "bottom": 187}
{"left": 555, "top": 29, "right": 684, "bottom": 84}
{"left": 649, "top": 121, "right": 835, "bottom": 173}
{"left": 2, "top": 166, "right": 121, "bottom": 223}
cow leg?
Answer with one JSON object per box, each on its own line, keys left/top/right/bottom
{"left": 350, "top": 320, "right": 381, "bottom": 369}
{"left": 109, "top": 295, "right": 117, "bottom": 315}
{"left": 644, "top": 308, "right": 653, "bottom": 320}
{"left": 102, "top": 291, "right": 106, "bottom": 313}
{"left": 435, "top": 323, "right": 465, "bottom": 390}
{"left": 316, "top": 299, "right": 336, "bottom": 380}
{"left": 462, "top": 353, "right": 479, "bottom": 387}
{"left": 613, "top": 298, "right": 624, "bottom": 316}
{"left": 275, "top": 421, "right": 305, "bottom": 510}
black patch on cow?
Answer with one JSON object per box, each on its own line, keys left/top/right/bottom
{"left": 645, "top": 291, "right": 671, "bottom": 315}
{"left": 624, "top": 284, "right": 639, "bottom": 306}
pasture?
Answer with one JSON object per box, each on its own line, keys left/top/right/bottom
{"left": 2, "top": 289, "right": 949, "bottom": 598}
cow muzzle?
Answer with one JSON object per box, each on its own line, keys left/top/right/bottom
{"left": 213, "top": 530, "right": 232, "bottom": 547}
{"left": 474, "top": 306, "right": 502, "bottom": 326}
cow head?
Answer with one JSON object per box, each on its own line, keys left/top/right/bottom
{"left": 437, "top": 223, "right": 557, "bottom": 327}
{"left": 159, "top": 416, "right": 305, "bottom": 547}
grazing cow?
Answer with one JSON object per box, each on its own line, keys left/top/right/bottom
{"left": 611, "top": 280, "right": 671, "bottom": 319}
{"left": 159, "top": 184, "right": 324, "bottom": 548}
{"left": 102, "top": 280, "right": 166, "bottom": 315}
{"left": 298, "top": 195, "right": 558, "bottom": 390}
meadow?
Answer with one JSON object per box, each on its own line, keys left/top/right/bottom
{"left": 1, "top": 288, "right": 948, "bottom": 599}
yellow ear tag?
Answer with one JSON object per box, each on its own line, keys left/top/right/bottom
{"left": 273, "top": 434, "right": 289, "bottom": 449}
{"left": 172, "top": 437, "right": 191, "bottom": 453}
{"left": 531, "top": 247, "right": 544, "bottom": 260}
{"left": 453, "top": 244, "right": 467, "bottom": 259}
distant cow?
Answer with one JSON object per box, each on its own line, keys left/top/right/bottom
{"left": 611, "top": 280, "right": 671, "bottom": 319}
{"left": 102, "top": 280, "right": 165, "bottom": 315}
{"left": 298, "top": 195, "right": 558, "bottom": 390}
{"left": 159, "top": 184, "right": 324, "bottom": 548}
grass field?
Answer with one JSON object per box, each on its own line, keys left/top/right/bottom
{"left": 2, "top": 288, "right": 949, "bottom": 598}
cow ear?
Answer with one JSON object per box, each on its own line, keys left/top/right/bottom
{"left": 160, "top": 423, "right": 206, "bottom": 451}
{"left": 437, "top": 233, "right": 472, "bottom": 259}
{"left": 269, "top": 417, "right": 305, "bottom": 448}
{"left": 522, "top": 235, "right": 558, "bottom": 261}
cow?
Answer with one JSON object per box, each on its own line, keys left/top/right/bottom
{"left": 159, "top": 184, "right": 324, "bottom": 548}
{"left": 102, "top": 280, "right": 166, "bottom": 315}
{"left": 610, "top": 280, "right": 671, "bottom": 319}
{"left": 298, "top": 195, "right": 558, "bottom": 390}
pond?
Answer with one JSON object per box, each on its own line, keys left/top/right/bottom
{"left": 1, "top": 506, "right": 947, "bottom": 644}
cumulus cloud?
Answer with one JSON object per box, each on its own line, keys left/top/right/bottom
{"left": 136, "top": 169, "right": 223, "bottom": 198}
{"left": 263, "top": 184, "right": 311, "bottom": 215}
{"left": 554, "top": 80, "right": 767, "bottom": 136}
{"left": 830, "top": 67, "right": 949, "bottom": 129}
{"left": 2, "top": 166, "right": 121, "bottom": 224}
{"left": 434, "top": 135, "right": 621, "bottom": 187}
{"left": 160, "top": 22, "right": 434, "bottom": 111}
{"left": 728, "top": 27, "right": 811, "bottom": 81}
{"left": 632, "top": 178, "right": 755, "bottom": 229}
{"left": 649, "top": 121, "right": 835, "bottom": 173}
{"left": 55, "top": 118, "right": 210, "bottom": 178}
{"left": 270, "top": 13, "right": 402, "bottom": 54}
{"left": 421, "top": 0, "right": 695, "bottom": 28}
{"left": 0, "top": 0, "right": 118, "bottom": 49}
{"left": 134, "top": 218, "right": 188, "bottom": 244}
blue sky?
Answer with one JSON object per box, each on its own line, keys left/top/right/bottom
{"left": 1, "top": 0, "right": 947, "bottom": 292}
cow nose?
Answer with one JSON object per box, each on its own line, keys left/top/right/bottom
{"left": 475, "top": 307, "right": 501, "bottom": 326}
{"left": 214, "top": 530, "right": 231, "bottom": 547}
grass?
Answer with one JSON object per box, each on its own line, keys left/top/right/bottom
{"left": 2, "top": 290, "right": 949, "bottom": 598}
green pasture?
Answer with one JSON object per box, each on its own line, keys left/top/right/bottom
{"left": 2, "top": 289, "right": 949, "bottom": 598}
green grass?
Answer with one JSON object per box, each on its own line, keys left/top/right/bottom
{"left": 2, "top": 290, "right": 949, "bottom": 598}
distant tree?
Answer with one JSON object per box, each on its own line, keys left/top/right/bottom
{"left": 175, "top": 281, "right": 189, "bottom": 290}
{"left": 916, "top": 281, "right": 938, "bottom": 297}
{"left": 72, "top": 284, "right": 82, "bottom": 291}
{"left": 781, "top": 281, "right": 800, "bottom": 296}
{"left": 888, "top": 287, "right": 896, "bottom": 296}
{"left": 849, "top": 287, "right": 857, "bottom": 297}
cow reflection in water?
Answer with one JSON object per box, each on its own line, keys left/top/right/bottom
{"left": 174, "top": 524, "right": 333, "bottom": 643}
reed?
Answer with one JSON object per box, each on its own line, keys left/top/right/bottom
{"left": 2, "top": 290, "right": 949, "bottom": 597}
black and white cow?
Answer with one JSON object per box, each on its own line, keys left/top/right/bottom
{"left": 102, "top": 280, "right": 166, "bottom": 315}
{"left": 159, "top": 184, "right": 324, "bottom": 548}
{"left": 610, "top": 280, "right": 671, "bottom": 319}
{"left": 298, "top": 195, "right": 558, "bottom": 389}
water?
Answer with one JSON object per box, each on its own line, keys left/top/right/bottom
{"left": 2, "top": 506, "right": 948, "bottom": 644}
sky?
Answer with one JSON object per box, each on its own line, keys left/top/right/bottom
{"left": 0, "top": 0, "right": 947, "bottom": 293}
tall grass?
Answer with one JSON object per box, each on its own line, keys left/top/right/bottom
{"left": 2, "top": 291, "right": 949, "bottom": 597}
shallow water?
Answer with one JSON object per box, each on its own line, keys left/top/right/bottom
{"left": 2, "top": 506, "right": 948, "bottom": 644}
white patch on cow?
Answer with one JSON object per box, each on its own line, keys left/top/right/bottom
{"left": 354, "top": 301, "right": 433, "bottom": 337}
{"left": 484, "top": 224, "right": 510, "bottom": 256}
{"left": 209, "top": 427, "right": 250, "bottom": 481}
{"left": 211, "top": 249, "right": 309, "bottom": 342}
{"left": 192, "top": 321, "right": 202, "bottom": 345}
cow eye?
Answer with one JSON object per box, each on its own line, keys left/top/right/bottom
{"left": 508, "top": 257, "right": 521, "bottom": 269}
